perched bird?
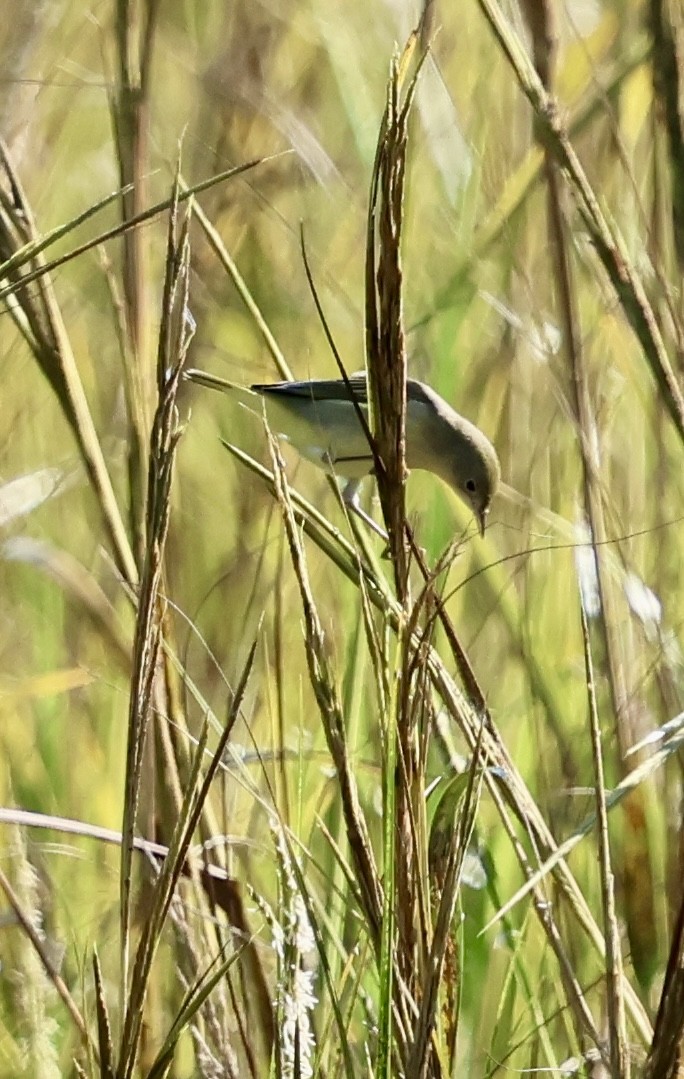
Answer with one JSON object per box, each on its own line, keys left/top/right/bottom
{"left": 186, "top": 370, "right": 500, "bottom": 537}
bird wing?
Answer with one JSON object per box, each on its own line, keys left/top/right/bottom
{"left": 250, "top": 377, "right": 444, "bottom": 479}
{"left": 251, "top": 376, "right": 434, "bottom": 406}
{"left": 251, "top": 377, "right": 369, "bottom": 401}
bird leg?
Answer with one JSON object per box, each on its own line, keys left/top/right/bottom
{"left": 341, "top": 480, "right": 388, "bottom": 542}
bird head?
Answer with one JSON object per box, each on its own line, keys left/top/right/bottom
{"left": 406, "top": 381, "right": 500, "bottom": 539}
{"left": 447, "top": 424, "right": 501, "bottom": 537}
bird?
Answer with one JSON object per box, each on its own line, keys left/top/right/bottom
{"left": 185, "top": 369, "right": 500, "bottom": 538}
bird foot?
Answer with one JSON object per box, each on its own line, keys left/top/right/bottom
{"left": 342, "top": 481, "right": 388, "bottom": 543}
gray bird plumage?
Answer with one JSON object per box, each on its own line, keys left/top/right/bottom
{"left": 186, "top": 370, "right": 500, "bottom": 536}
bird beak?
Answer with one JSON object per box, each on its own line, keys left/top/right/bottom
{"left": 478, "top": 510, "right": 488, "bottom": 538}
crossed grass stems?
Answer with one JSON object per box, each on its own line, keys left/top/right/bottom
{"left": 2, "top": 4, "right": 684, "bottom": 1076}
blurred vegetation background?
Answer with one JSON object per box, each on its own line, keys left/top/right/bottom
{"left": 0, "top": 0, "right": 683, "bottom": 1076}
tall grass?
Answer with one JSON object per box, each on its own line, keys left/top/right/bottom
{"left": 1, "top": 1, "right": 683, "bottom": 1076}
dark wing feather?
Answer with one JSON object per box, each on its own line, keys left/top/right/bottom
{"left": 251, "top": 376, "right": 433, "bottom": 405}
{"left": 251, "top": 377, "right": 369, "bottom": 402}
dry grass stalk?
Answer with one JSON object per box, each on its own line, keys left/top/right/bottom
{"left": 119, "top": 175, "right": 191, "bottom": 970}
{"left": 0, "top": 858, "right": 92, "bottom": 1061}
{"left": 643, "top": 888, "right": 684, "bottom": 1079}
{"left": 0, "top": 140, "right": 138, "bottom": 588}
{"left": 267, "top": 432, "right": 384, "bottom": 941}
{"left": 4, "top": 5, "right": 684, "bottom": 1074}
{"left": 648, "top": 0, "right": 684, "bottom": 278}
{"left": 477, "top": 0, "right": 684, "bottom": 444}
{"left": 522, "top": 0, "right": 630, "bottom": 1071}
{"left": 110, "top": 0, "right": 161, "bottom": 564}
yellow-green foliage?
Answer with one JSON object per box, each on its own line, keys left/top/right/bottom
{"left": 0, "top": 2, "right": 681, "bottom": 1076}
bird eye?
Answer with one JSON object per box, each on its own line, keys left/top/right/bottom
{"left": 465, "top": 479, "right": 477, "bottom": 493}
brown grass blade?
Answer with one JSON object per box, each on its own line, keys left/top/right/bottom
{"left": 119, "top": 173, "right": 193, "bottom": 1002}
{"left": 476, "top": 0, "right": 684, "bottom": 446}
{"left": 0, "top": 139, "right": 139, "bottom": 588}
